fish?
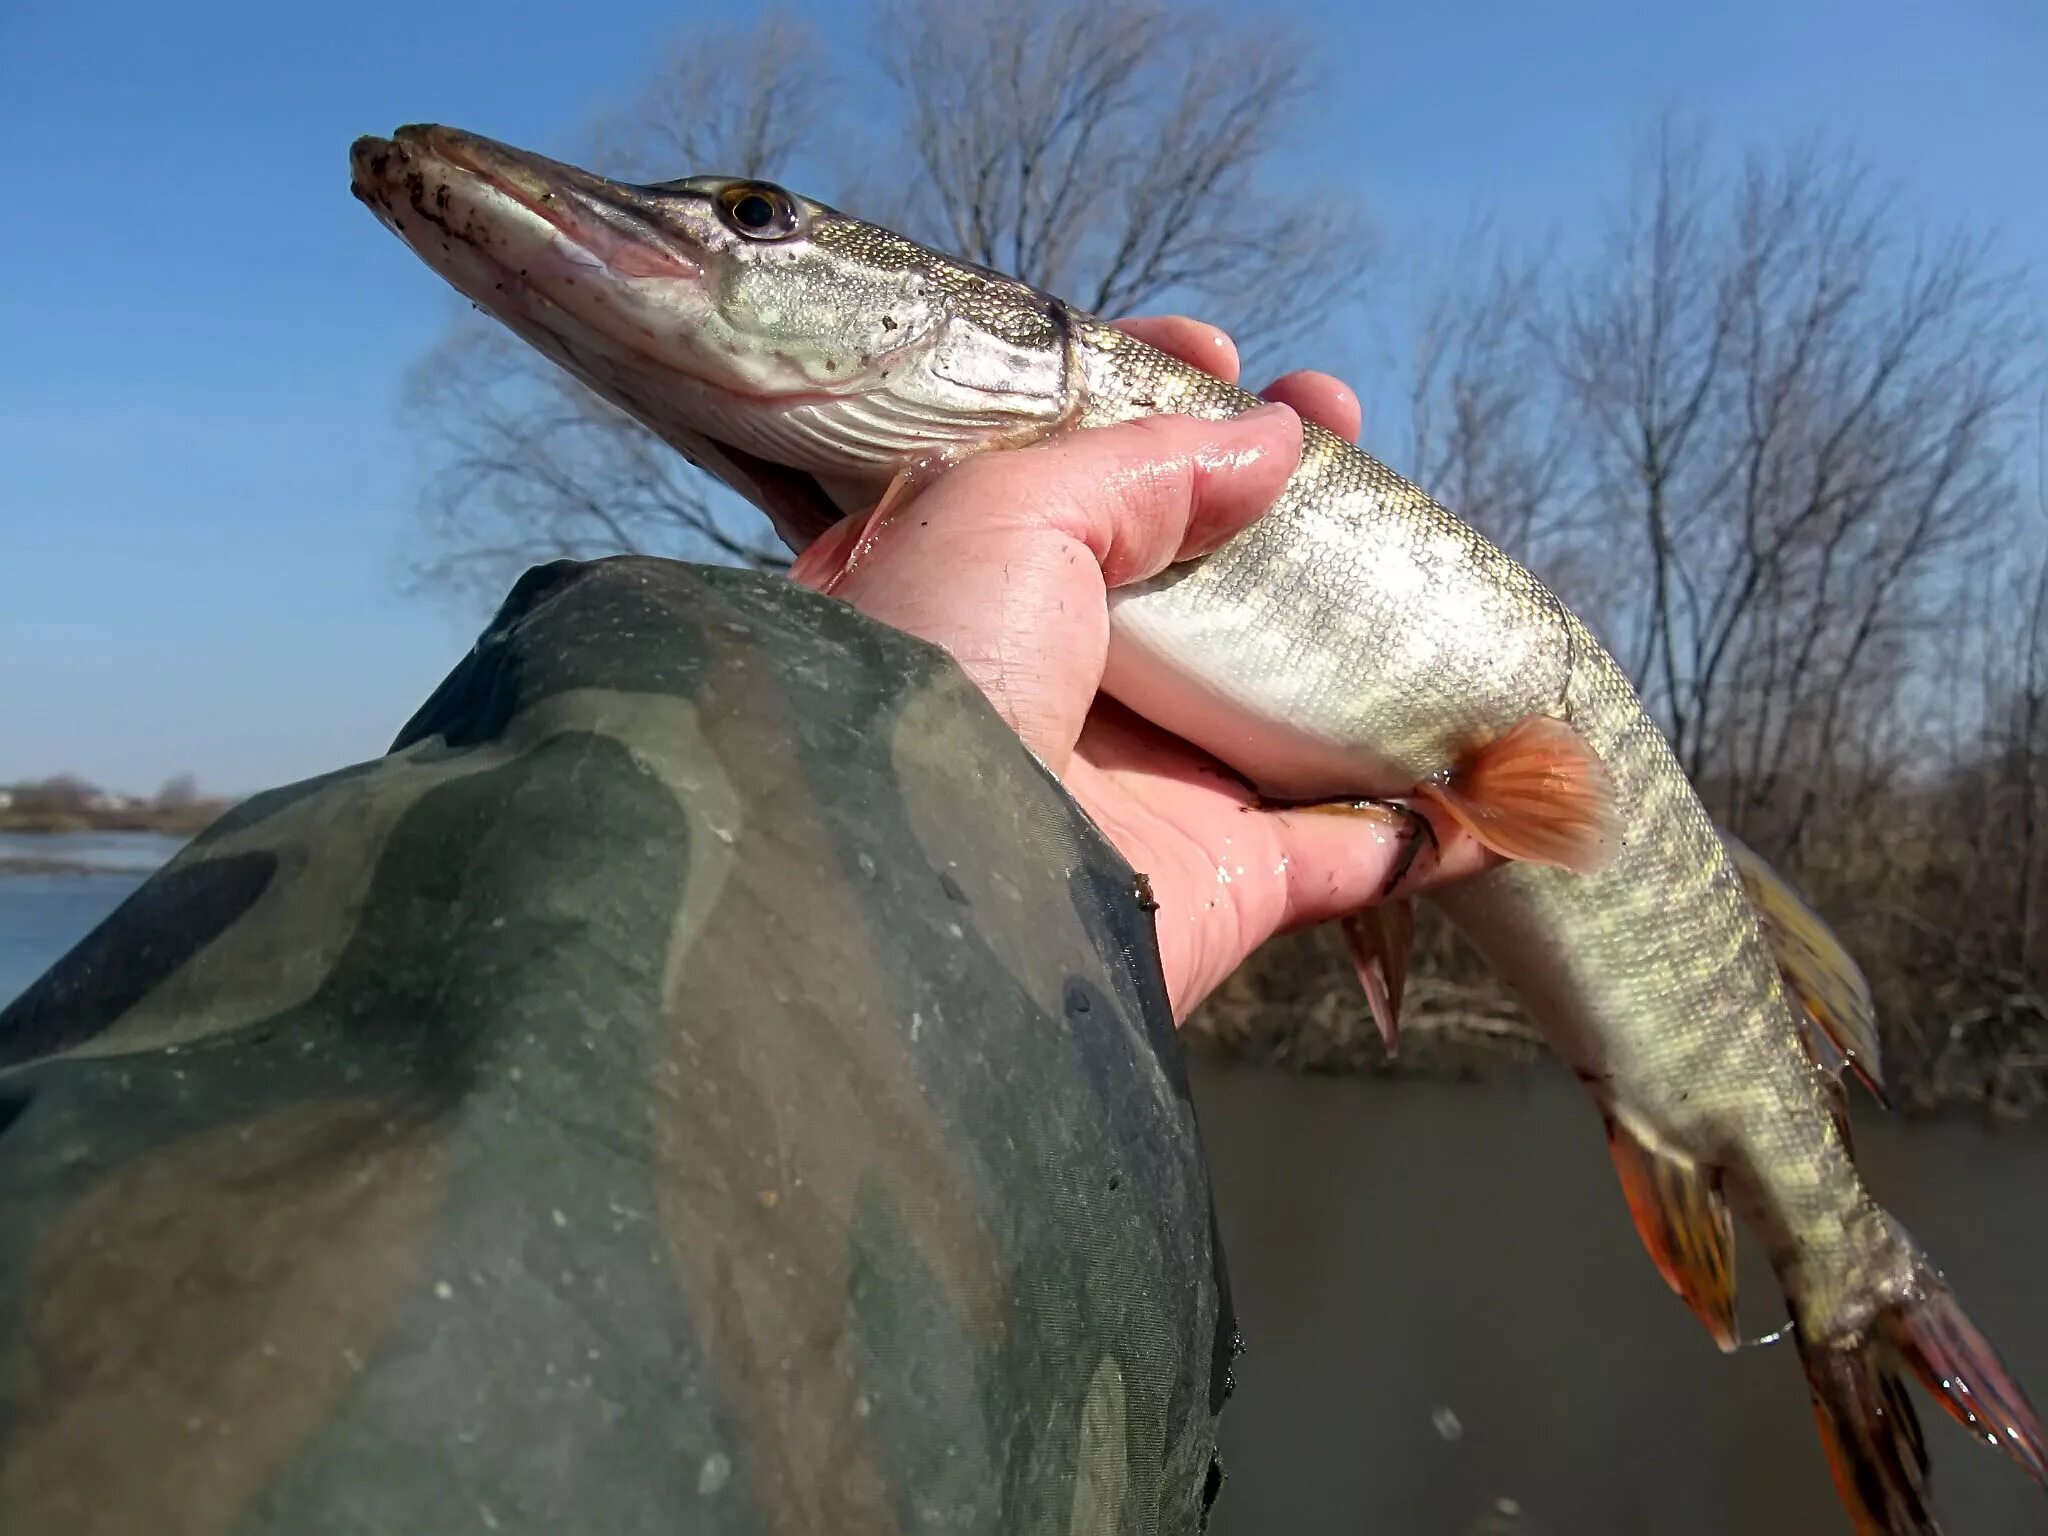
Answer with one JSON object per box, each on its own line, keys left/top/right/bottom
{"left": 349, "top": 124, "right": 2045, "bottom": 1533}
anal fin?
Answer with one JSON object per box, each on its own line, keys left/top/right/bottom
{"left": 1604, "top": 1114, "right": 1739, "bottom": 1352}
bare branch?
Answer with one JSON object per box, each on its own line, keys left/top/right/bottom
{"left": 864, "top": 0, "right": 1374, "bottom": 358}
{"left": 587, "top": 8, "right": 833, "bottom": 182}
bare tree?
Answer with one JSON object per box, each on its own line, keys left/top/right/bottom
{"left": 1980, "top": 402, "right": 2048, "bottom": 979}
{"left": 401, "top": 323, "right": 790, "bottom": 607}
{"left": 153, "top": 773, "right": 201, "bottom": 811}
{"left": 585, "top": 8, "right": 833, "bottom": 185}
{"left": 865, "top": 0, "right": 1371, "bottom": 356}
{"left": 1528, "top": 124, "right": 2046, "bottom": 1112}
{"left": 1196, "top": 129, "right": 2047, "bottom": 1116}
{"left": 397, "top": 0, "right": 1371, "bottom": 599}
{"left": 1554, "top": 124, "right": 2033, "bottom": 841}
{"left": 1392, "top": 225, "right": 1602, "bottom": 598}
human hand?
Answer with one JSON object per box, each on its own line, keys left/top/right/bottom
{"left": 796, "top": 318, "right": 1490, "bottom": 1018}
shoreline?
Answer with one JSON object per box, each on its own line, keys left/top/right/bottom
{"left": 0, "top": 810, "right": 221, "bottom": 838}
{"left": 0, "top": 855, "right": 167, "bottom": 879}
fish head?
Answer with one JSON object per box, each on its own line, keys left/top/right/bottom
{"left": 351, "top": 125, "right": 1076, "bottom": 549}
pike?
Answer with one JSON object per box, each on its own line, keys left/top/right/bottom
{"left": 350, "top": 125, "right": 2044, "bottom": 1532}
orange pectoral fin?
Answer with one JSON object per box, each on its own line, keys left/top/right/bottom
{"left": 1413, "top": 714, "right": 1617, "bottom": 875}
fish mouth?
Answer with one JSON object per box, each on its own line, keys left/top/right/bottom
{"left": 349, "top": 125, "right": 703, "bottom": 284}
{"left": 350, "top": 125, "right": 847, "bottom": 553}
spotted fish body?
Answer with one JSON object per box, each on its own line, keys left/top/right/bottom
{"left": 351, "top": 126, "right": 2044, "bottom": 1532}
{"left": 1070, "top": 330, "right": 1870, "bottom": 1303}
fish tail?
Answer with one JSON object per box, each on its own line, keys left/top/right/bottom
{"left": 1793, "top": 1225, "right": 2046, "bottom": 1535}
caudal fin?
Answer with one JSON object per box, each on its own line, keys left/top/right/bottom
{"left": 1797, "top": 1241, "right": 2046, "bottom": 1535}
{"left": 1799, "top": 1332, "right": 1936, "bottom": 1534}
{"left": 1881, "top": 1266, "right": 2047, "bottom": 1485}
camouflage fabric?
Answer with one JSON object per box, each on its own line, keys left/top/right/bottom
{"left": 0, "top": 557, "right": 1237, "bottom": 1535}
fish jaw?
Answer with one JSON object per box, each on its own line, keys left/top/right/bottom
{"left": 349, "top": 126, "right": 1075, "bottom": 551}
{"left": 348, "top": 128, "right": 853, "bottom": 546}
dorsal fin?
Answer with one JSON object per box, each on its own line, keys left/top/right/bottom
{"left": 1722, "top": 832, "right": 1885, "bottom": 1103}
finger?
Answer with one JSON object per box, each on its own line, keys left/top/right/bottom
{"left": 1074, "top": 702, "right": 1497, "bottom": 1006}
{"left": 1112, "top": 316, "right": 1241, "bottom": 386}
{"left": 1261, "top": 799, "right": 1498, "bottom": 928}
{"left": 1080, "top": 405, "right": 1303, "bottom": 581}
{"left": 855, "top": 404, "right": 1302, "bottom": 595}
{"left": 1259, "top": 369, "right": 1363, "bottom": 444}
{"left": 828, "top": 405, "right": 1302, "bottom": 769}
{"left": 1077, "top": 702, "right": 1492, "bottom": 910}
{"left": 1109, "top": 318, "right": 1362, "bottom": 444}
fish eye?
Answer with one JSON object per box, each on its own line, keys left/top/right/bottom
{"left": 718, "top": 182, "right": 799, "bottom": 240}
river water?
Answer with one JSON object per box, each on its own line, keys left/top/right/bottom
{"left": 1189, "top": 1059, "right": 2048, "bottom": 1535}
{"left": 0, "top": 830, "right": 181, "bottom": 1006}
{"left": 2, "top": 835, "right": 2043, "bottom": 1532}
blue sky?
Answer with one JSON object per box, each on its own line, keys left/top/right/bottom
{"left": 2, "top": 0, "right": 2042, "bottom": 795}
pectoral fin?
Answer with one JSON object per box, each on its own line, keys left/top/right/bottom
{"left": 1723, "top": 832, "right": 1885, "bottom": 1103}
{"left": 790, "top": 449, "right": 967, "bottom": 593}
{"left": 1604, "top": 1113, "right": 1738, "bottom": 1352}
{"left": 1414, "top": 715, "right": 1617, "bottom": 875}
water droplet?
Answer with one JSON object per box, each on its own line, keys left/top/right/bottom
{"left": 552, "top": 1209, "right": 568, "bottom": 1228}
{"left": 1432, "top": 1405, "right": 1463, "bottom": 1441}
{"left": 698, "top": 1451, "right": 732, "bottom": 1495}
{"left": 434, "top": 1280, "right": 454, "bottom": 1300}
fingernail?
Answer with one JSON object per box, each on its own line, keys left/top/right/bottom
{"left": 1237, "top": 401, "right": 1298, "bottom": 431}
{"left": 1195, "top": 402, "right": 1298, "bottom": 470}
